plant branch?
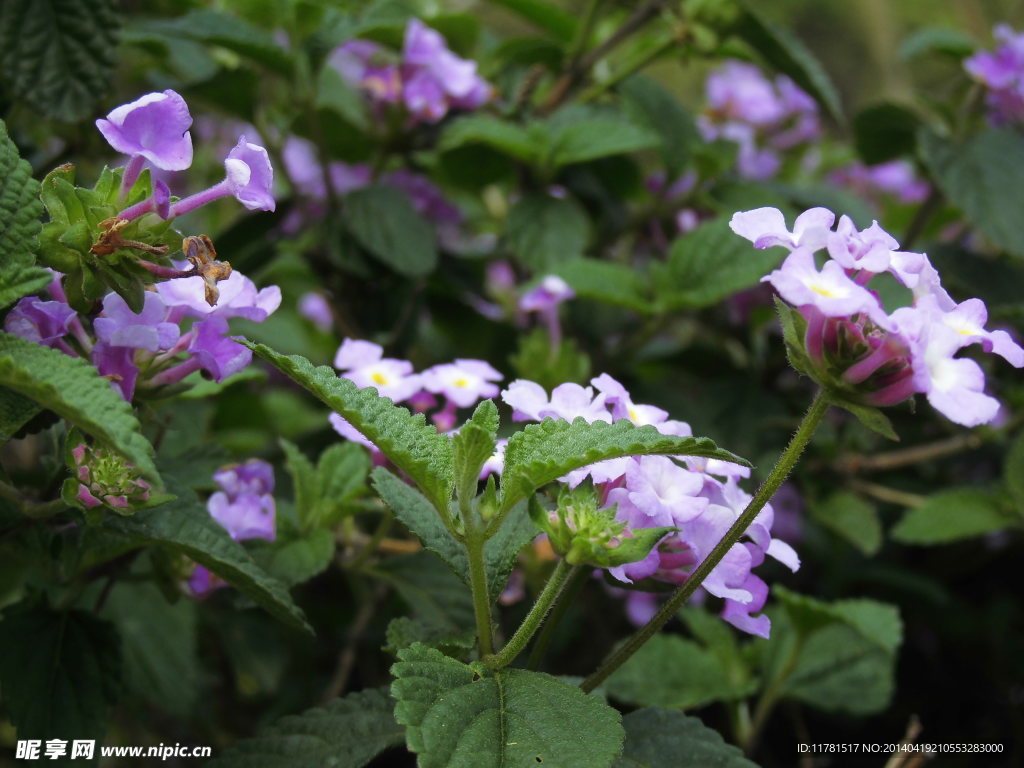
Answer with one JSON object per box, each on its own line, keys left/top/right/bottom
{"left": 465, "top": 531, "right": 494, "bottom": 656}
{"left": 836, "top": 432, "right": 983, "bottom": 474}
{"left": 580, "top": 389, "right": 831, "bottom": 693}
{"left": 485, "top": 559, "right": 576, "bottom": 669}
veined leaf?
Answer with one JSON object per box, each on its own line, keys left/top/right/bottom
{"left": 0, "top": 0, "right": 119, "bottom": 122}
{"left": 0, "top": 333, "right": 158, "bottom": 481}
{"left": 392, "top": 644, "right": 623, "bottom": 768}
{"left": 243, "top": 342, "right": 454, "bottom": 512}
{"left": 891, "top": 488, "right": 1015, "bottom": 545}
{"left": 499, "top": 418, "right": 748, "bottom": 513}
{"left": 452, "top": 400, "right": 498, "bottom": 508}
{"left": 507, "top": 193, "right": 589, "bottom": 271}
{"left": 614, "top": 707, "right": 758, "bottom": 768}
{"left": 343, "top": 185, "right": 439, "bottom": 277}
{"left": 103, "top": 492, "right": 311, "bottom": 634}
{"left": 551, "top": 259, "right": 651, "bottom": 313}
{"left": 209, "top": 688, "right": 405, "bottom": 768}
{"left": 0, "top": 118, "right": 49, "bottom": 308}
{"left": 0, "top": 386, "right": 42, "bottom": 440}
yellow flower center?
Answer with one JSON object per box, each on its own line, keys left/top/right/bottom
{"left": 371, "top": 372, "right": 389, "bottom": 386}
{"left": 454, "top": 377, "right": 469, "bottom": 387}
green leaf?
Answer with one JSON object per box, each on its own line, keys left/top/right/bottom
{"left": 899, "top": 26, "right": 975, "bottom": 61}
{"left": 853, "top": 102, "right": 920, "bottom": 164}
{"left": 0, "top": 0, "right": 119, "bottom": 122}
{"left": 392, "top": 643, "right": 623, "bottom": 768}
{"left": 452, "top": 400, "right": 498, "bottom": 508}
{"left": 607, "top": 634, "right": 752, "bottom": 709}
{"left": 546, "top": 110, "right": 660, "bottom": 168}
{"left": 343, "top": 184, "right": 439, "bottom": 276}
{"left": 254, "top": 528, "right": 336, "bottom": 587}
{"left": 0, "top": 332, "right": 158, "bottom": 480}
{"left": 313, "top": 442, "right": 371, "bottom": 524}
{"left": 280, "top": 438, "right": 317, "bottom": 524}
{"left": 100, "top": 581, "right": 198, "bottom": 718}
{"left": 488, "top": 0, "right": 577, "bottom": 41}
{"left": 551, "top": 259, "right": 651, "bottom": 313}
{"left": 507, "top": 192, "right": 589, "bottom": 271}
{"left": 0, "top": 119, "right": 49, "bottom": 308}
{"left": 921, "top": 128, "right": 1024, "bottom": 259}
{"left": 370, "top": 552, "right": 476, "bottom": 634}
{"left": 619, "top": 76, "right": 700, "bottom": 177}
{"left": 0, "top": 386, "right": 42, "bottom": 440}
{"left": 209, "top": 687, "right": 405, "bottom": 768}
{"left": 826, "top": 394, "right": 899, "bottom": 442}
{"left": 1005, "top": 432, "right": 1024, "bottom": 512}
{"left": 316, "top": 65, "right": 370, "bottom": 131}
{"left": 732, "top": 3, "right": 844, "bottom": 122}
{"left": 614, "top": 707, "right": 759, "bottom": 768}
{"left": 128, "top": 10, "right": 292, "bottom": 74}
{"left": 372, "top": 468, "right": 535, "bottom": 603}
{"left": 439, "top": 115, "right": 539, "bottom": 164}
{"left": 812, "top": 491, "right": 882, "bottom": 556}
{"left": 654, "top": 218, "right": 784, "bottom": 310}
{"left": 891, "top": 488, "right": 1014, "bottom": 545}
{"left": 766, "top": 588, "right": 902, "bottom": 716}
{"left": 510, "top": 327, "right": 591, "bottom": 391}
{"left": 385, "top": 616, "right": 476, "bottom": 657}
{"left": 243, "top": 342, "right": 454, "bottom": 512}
{"left": 500, "top": 418, "right": 748, "bottom": 513}
{"left": 0, "top": 608, "right": 122, "bottom": 744}
{"left": 102, "top": 493, "right": 311, "bottom": 634}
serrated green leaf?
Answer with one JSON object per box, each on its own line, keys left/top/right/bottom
{"left": 392, "top": 643, "right": 623, "bottom": 768}
{"left": 253, "top": 528, "right": 335, "bottom": 587}
{"left": 614, "top": 707, "right": 759, "bottom": 768}
{"left": 452, "top": 400, "right": 498, "bottom": 508}
{"left": 0, "top": 0, "right": 119, "bottom": 122}
{"left": 655, "top": 218, "right": 783, "bottom": 310}
{"left": 607, "top": 634, "right": 753, "bottom": 709}
{"left": 499, "top": 418, "right": 748, "bottom": 513}
{"left": 507, "top": 192, "right": 589, "bottom": 271}
{"left": 372, "top": 468, "right": 536, "bottom": 603}
{"left": 244, "top": 342, "right": 454, "bottom": 512}
{"left": 0, "top": 119, "right": 50, "bottom": 308}
{"left": 853, "top": 102, "right": 920, "bottom": 164}
{"left": 551, "top": 258, "right": 651, "bottom": 313}
{"left": 314, "top": 441, "right": 371, "bottom": 523}
{"left": 439, "top": 115, "right": 539, "bottom": 164}
{"left": 385, "top": 616, "right": 476, "bottom": 657}
{"left": 209, "top": 687, "right": 405, "bottom": 768}
{"left": 619, "top": 76, "right": 700, "bottom": 177}
{"left": 102, "top": 492, "right": 311, "bottom": 634}
{"left": 812, "top": 491, "right": 882, "bottom": 556}
{"left": 733, "top": 4, "right": 844, "bottom": 123}
{"left": 0, "top": 385, "right": 42, "bottom": 440}
{"left": 921, "top": 128, "right": 1024, "bottom": 259}
{"left": 0, "top": 332, "right": 158, "bottom": 480}
{"left": 343, "top": 185, "right": 439, "bottom": 276}
{"left": 0, "top": 608, "right": 122, "bottom": 746}
{"left": 891, "top": 488, "right": 1014, "bottom": 545}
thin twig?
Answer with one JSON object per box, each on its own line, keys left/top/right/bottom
{"left": 847, "top": 478, "right": 926, "bottom": 507}
{"left": 320, "top": 582, "right": 389, "bottom": 704}
{"left": 836, "top": 433, "right": 983, "bottom": 474}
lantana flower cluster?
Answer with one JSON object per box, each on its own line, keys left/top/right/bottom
{"left": 190, "top": 459, "right": 277, "bottom": 597}
{"left": 5, "top": 266, "right": 279, "bottom": 400}
{"left": 328, "top": 338, "right": 503, "bottom": 442}
{"left": 502, "top": 374, "right": 800, "bottom": 638}
{"left": 828, "top": 160, "right": 930, "bottom": 205}
{"left": 333, "top": 19, "right": 492, "bottom": 124}
{"left": 964, "top": 24, "right": 1024, "bottom": 125}
{"left": 700, "top": 60, "right": 820, "bottom": 179}
{"left": 731, "top": 206, "right": 1024, "bottom": 425}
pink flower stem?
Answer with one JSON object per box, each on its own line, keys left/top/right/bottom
{"left": 148, "top": 357, "right": 201, "bottom": 386}
{"left": 119, "top": 155, "right": 146, "bottom": 201}
{"left": 118, "top": 195, "right": 157, "bottom": 222}
{"left": 137, "top": 261, "right": 196, "bottom": 280}
{"left": 168, "top": 179, "right": 232, "bottom": 218}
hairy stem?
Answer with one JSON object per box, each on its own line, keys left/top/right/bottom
{"left": 485, "top": 559, "right": 576, "bottom": 669}
{"left": 581, "top": 389, "right": 830, "bottom": 693}
{"left": 465, "top": 531, "right": 494, "bottom": 656}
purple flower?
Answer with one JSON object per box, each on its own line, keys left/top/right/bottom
{"left": 168, "top": 136, "right": 276, "bottom": 217}
{"left": 96, "top": 90, "right": 194, "bottom": 171}
{"left": 519, "top": 276, "right": 575, "bottom": 313}
{"left": 729, "top": 206, "right": 834, "bottom": 251}
{"left": 333, "top": 338, "right": 422, "bottom": 403}
{"left": 4, "top": 296, "right": 76, "bottom": 348}
{"left": 592, "top": 373, "right": 669, "bottom": 426}
{"left": 607, "top": 456, "right": 709, "bottom": 528}
{"left": 331, "top": 40, "right": 402, "bottom": 103}
{"left": 829, "top": 160, "right": 930, "bottom": 204}
{"left": 118, "top": 179, "right": 172, "bottom": 221}
{"left": 420, "top": 359, "right": 502, "bottom": 409}
{"left": 207, "top": 459, "right": 276, "bottom": 541}
{"left": 156, "top": 266, "right": 281, "bottom": 323}
{"left": 965, "top": 25, "right": 1024, "bottom": 124}
{"left": 92, "top": 342, "right": 139, "bottom": 400}
{"left": 706, "top": 61, "right": 787, "bottom": 126}
{"left": 94, "top": 292, "right": 180, "bottom": 352}
{"left": 501, "top": 380, "right": 611, "bottom": 423}
{"left": 298, "top": 292, "right": 333, "bottom": 332}
{"left": 187, "top": 317, "right": 252, "bottom": 382}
